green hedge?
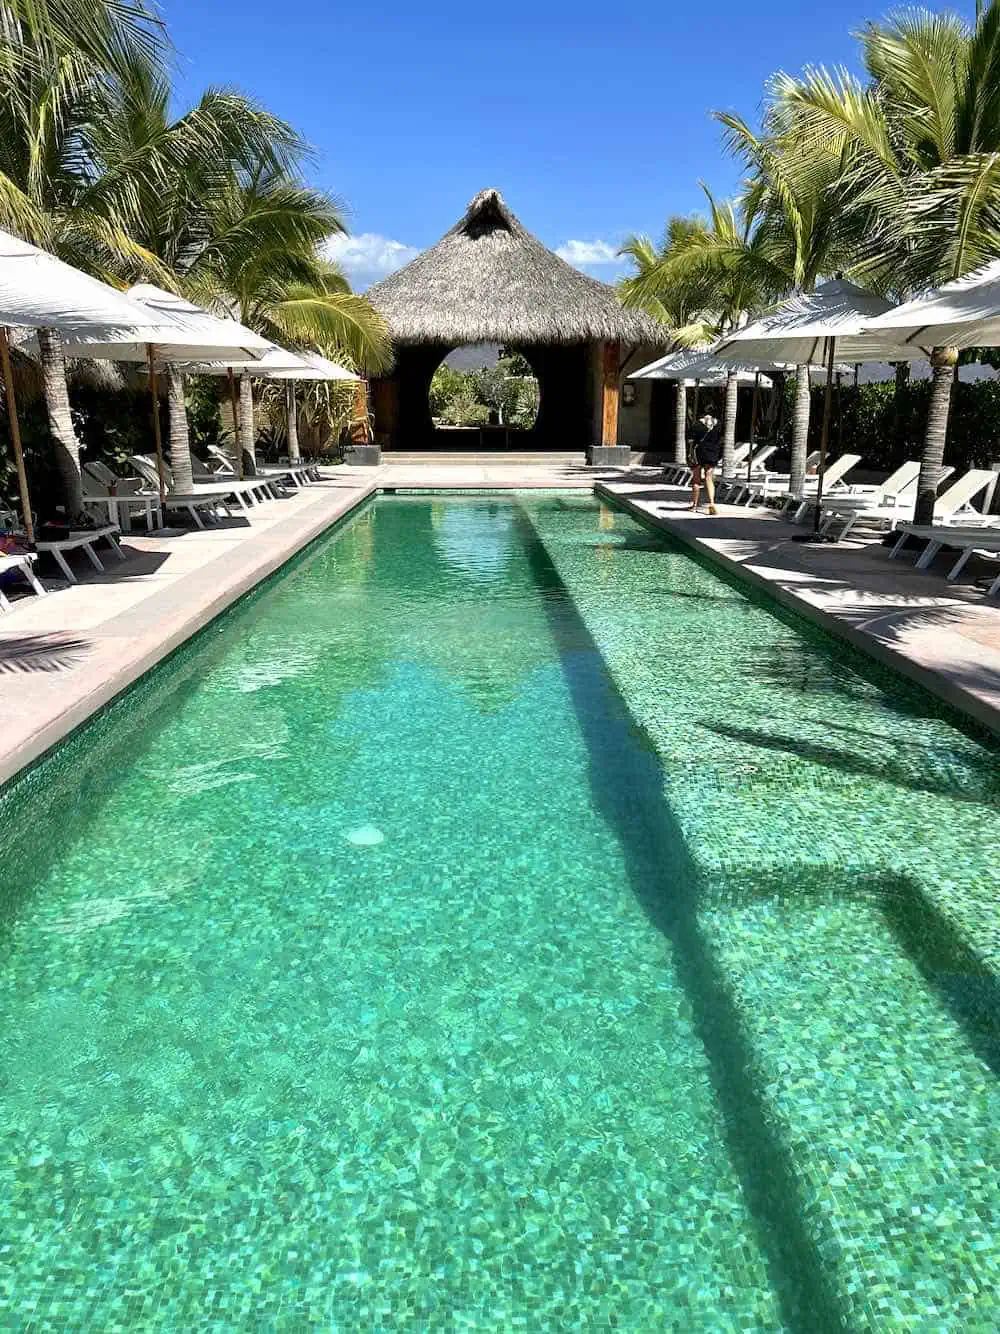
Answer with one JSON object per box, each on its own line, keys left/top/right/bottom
{"left": 782, "top": 377, "right": 1000, "bottom": 472}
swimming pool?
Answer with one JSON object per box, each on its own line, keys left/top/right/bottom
{"left": 2, "top": 492, "right": 999, "bottom": 1330}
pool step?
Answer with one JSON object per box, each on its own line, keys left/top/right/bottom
{"left": 382, "top": 451, "right": 589, "bottom": 466}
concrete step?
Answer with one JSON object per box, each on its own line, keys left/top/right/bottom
{"left": 381, "top": 451, "right": 589, "bottom": 466}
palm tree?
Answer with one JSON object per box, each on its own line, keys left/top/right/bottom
{"left": 774, "top": 2, "right": 1000, "bottom": 521}
{"left": 82, "top": 49, "right": 322, "bottom": 488}
{"left": 0, "top": 12, "right": 168, "bottom": 512}
{"left": 186, "top": 165, "right": 390, "bottom": 466}
{"left": 625, "top": 190, "right": 780, "bottom": 476}
{"left": 618, "top": 218, "right": 716, "bottom": 463}
{"left": 3, "top": 0, "right": 163, "bottom": 72}
{"left": 715, "top": 96, "right": 857, "bottom": 497}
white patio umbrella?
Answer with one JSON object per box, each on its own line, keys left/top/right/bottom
{"left": 52, "top": 284, "right": 272, "bottom": 498}
{"left": 716, "top": 280, "right": 926, "bottom": 533}
{"left": 629, "top": 350, "right": 775, "bottom": 470}
{"left": 264, "top": 351, "right": 359, "bottom": 382}
{"left": 0, "top": 230, "right": 163, "bottom": 543}
{"left": 861, "top": 258, "right": 1000, "bottom": 348}
{"left": 260, "top": 352, "right": 361, "bottom": 463}
{"left": 181, "top": 346, "right": 322, "bottom": 465}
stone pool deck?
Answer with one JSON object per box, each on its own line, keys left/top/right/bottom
{"left": 3, "top": 459, "right": 1000, "bottom": 786}
{"left": 599, "top": 476, "right": 1000, "bottom": 737}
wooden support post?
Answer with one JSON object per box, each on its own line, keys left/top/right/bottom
{"left": 351, "top": 379, "right": 369, "bottom": 444}
{"left": 601, "top": 341, "right": 620, "bottom": 447}
{"left": 1, "top": 326, "right": 35, "bottom": 544}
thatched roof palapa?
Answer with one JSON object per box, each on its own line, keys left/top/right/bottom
{"left": 367, "top": 189, "right": 667, "bottom": 348}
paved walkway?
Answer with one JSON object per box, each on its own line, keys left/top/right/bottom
{"left": 0, "top": 475, "right": 378, "bottom": 784}
{"left": 4, "top": 460, "right": 1000, "bottom": 785}
{"left": 599, "top": 477, "right": 1000, "bottom": 736}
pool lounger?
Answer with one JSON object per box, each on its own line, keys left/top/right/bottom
{"left": 818, "top": 461, "right": 926, "bottom": 539}
{"left": 129, "top": 456, "right": 263, "bottom": 520}
{"left": 890, "top": 521, "right": 1000, "bottom": 592}
{"left": 773, "top": 454, "right": 862, "bottom": 521}
{"left": 0, "top": 551, "right": 47, "bottom": 610}
{"left": 35, "top": 525, "right": 124, "bottom": 584}
{"left": 667, "top": 443, "right": 771, "bottom": 493}
{"left": 131, "top": 454, "right": 272, "bottom": 508}
{"left": 862, "top": 470, "right": 1000, "bottom": 555}
{"left": 727, "top": 448, "right": 812, "bottom": 504}
{"left": 207, "top": 446, "right": 316, "bottom": 490}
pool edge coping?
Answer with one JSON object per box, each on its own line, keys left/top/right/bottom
{"left": 5, "top": 477, "right": 998, "bottom": 791}
{"left": 597, "top": 483, "right": 1000, "bottom": 741}
{"left": 0, "top": 481, "right": 378, "bottom": 789}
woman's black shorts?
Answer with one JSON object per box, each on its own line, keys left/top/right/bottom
{"left": 694, "top": 441, "right": 722, "bottom": 468}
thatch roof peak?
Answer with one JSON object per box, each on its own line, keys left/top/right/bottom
{"left": 367, "top": 189, "right": 667, "bottom": 348}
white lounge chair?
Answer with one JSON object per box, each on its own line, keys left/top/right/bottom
{"left": 818, "top": 460, "right": 931, "bottom": 539}
{"left": 890, "top": 523, "right": 1000, "bottom": 592}
{"left": 873, "top": 470, "right": 999, "bottom": 560}
{"left": 207, "top": 445, "right": 315, "bottom": 489}
{"left": 0, "top": 551, "right": 47, "bottom": 611}
{"left": 716, "top": 445, "right": 782, "bottom": 500}
{"left": 35, "top": 525, "right": 124, "bottom": 583}
{"left": 128, "top": 455, "right": 249, "bottom": 527}
{"left": 662, "top": 442, "right": 757, "bottom": 487}
{"left": 191, "top": 453, "right": 281, "bottom": 501}
{"left": 730, "top": 448, "right": 813, "bottom": 504}
{"left": 776, "top": 454, "right": 863, "bottom": 521}
{"left": 82, "top": 463, "right": 163, "bottom": 533}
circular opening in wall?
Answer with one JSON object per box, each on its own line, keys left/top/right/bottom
{"left": 428, "top": 344, "right": 540, "bottom": 436}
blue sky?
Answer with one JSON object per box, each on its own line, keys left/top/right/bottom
{"left": 163, "top": 0, "right": 974, "bottom": 289}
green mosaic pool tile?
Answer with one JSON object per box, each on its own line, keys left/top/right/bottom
{"left": 5, "top": 491, "right": 1000, "bottom": 1329}
{"left": 1, "top": 498, "right": 784, "bottom": 1330}
{"left": 523, "top": 493, "right": 1000, "bottom": 1331}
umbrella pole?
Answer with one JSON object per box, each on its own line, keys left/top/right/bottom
{"left": 691, "top": 380, "right": 700, "bottom": 432}
{"left": 227, "top": 368, "right": 243, "bottom": 479}
{"left": 146, "top": 344, "right": 167, "bottom": 505}
{"left": 812, "top": 338, "right": 837, "bottom": 535}
{"left": 1, "top": 326, "right": 35, "bottom": 545}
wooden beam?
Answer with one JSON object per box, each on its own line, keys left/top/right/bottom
{"left": 601, "top": 341, "right": 620, "bottom": 447}
{"left": 351, "top": 380, "right": 369, "bottom": 444}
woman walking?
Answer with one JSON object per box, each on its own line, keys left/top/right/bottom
{"left": 689, "top": 411, "right": 721, "bottom": 514}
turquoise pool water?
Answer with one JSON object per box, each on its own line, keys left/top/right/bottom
{"left": 2, "top": 492, "right": 999, "bottom": 1331}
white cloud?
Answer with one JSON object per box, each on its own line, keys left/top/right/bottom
{"left": 555, "top": 239, "right": 621, "bottom": 268}
{"left": 322, "top": 232, "right": 421, "bottom": 287}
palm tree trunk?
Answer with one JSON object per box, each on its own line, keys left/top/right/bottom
{"left": 722, "top": 369, "right": 739, "bottom": 475}
{"left": 789, "top": 363, "right": 811, "bottom": 498}
{"left": 915, "top": 347, "right": 958, "bottom": 525}
{"left": 286, "top": 381, "right": 300, "bottom": 461}
{"left": 37, "top": 326, "right": 83, "bottom": 516}
{"left": 238, "top": 370, "right": 255, "bottom": 472}
{"left": 167, "top": 365, "right": 194, "bottom": 491}
{"left": 673, "top": 380, "right": 687, "bottom": 465}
